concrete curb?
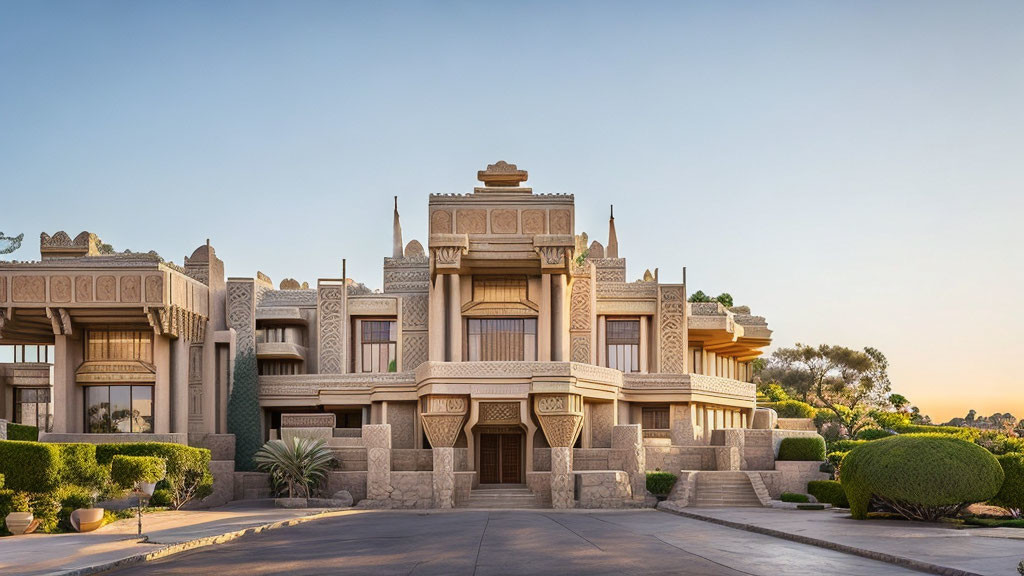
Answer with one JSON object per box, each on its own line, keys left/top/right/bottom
{"left": 43, "top": 508, "right": 360, "bottom": 576}
{"left": 657, "top": 507, "right": 985, "bottom": 576}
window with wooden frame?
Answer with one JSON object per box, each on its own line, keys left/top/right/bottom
{"left": 466, "top": 318, "right": 537, "bottom": 362}
{"left": 606, "top": 319, "right": 640, "bottom": 373}
{"left": 361, "top": 320, "right": 397, "bottom": 372}
{"left": 85, "top": 330, "right": 153, "bottom": 363}
{"left": 642, "top": 406, "right": 670, "bottom": 430}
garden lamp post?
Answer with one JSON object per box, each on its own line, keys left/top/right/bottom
{"left": 133, "top": 480, "right": 156, "bottom": 539}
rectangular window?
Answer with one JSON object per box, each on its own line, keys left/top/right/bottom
{"left": 606, "top": 319, "right": 640, "bottom": 373}
{"left": 467, "top": 318, "right": 537, "bottom": 362}
{"left": 0, "top": 345, "right": 52, "bottom": 364}
{"left": 14, "top": 387, "right": 52, "bottom": 431}
{"left": 361, "top": 320, "right": 397, "bottom": 372}
{"left": 85, "top": 385, "right": 154, "bottom": 433}
{"left": 86, "top": 331, "right": 153, "bottom": 363}
{"left": 642, "top": 406, "right": 670, "bottom": 430}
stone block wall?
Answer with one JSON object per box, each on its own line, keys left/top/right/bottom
{"left": 526, "top": 472, "right": 552, "bottom": 507}
{"left": 644, "top": 446, "right": 717, "bottom": 472}
{"left": 574, "top": 470, "right": 635, "bottom": 509}
{"left": 328, "top": 471, "right": 367, "bottom": 503}
{"left": 0, "top": 419, "right": 6, "bottom": 440}
{"left": 772, "top": 461, "right": 830, "bottom": 496}
{"left": 389, "top": 471, "right": 434, "bottom": 508}
{"left": 534, "top": 448, "right": 551, "bottom": 471}
{"left": 572, "top": 448, "right": 611, "bottom": 470}
{"left": 454, "top": 471, "right": 474, "bottom": 507}
{"left": 234, "top": 471, "right": 272, "bottom": 500}
{"left": 392, "top": 449, "right": 434, "bottom": 471}
{"left": 331, "top": 447, "right": 368, "bottom": 471}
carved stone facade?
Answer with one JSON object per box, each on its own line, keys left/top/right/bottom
{"left": 1, "top": 163, "right": 779, "bottom": 510}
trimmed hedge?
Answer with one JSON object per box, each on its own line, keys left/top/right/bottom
{"left": 841, "top": 435, "right": 1004, "bottom": 520}
{"left": 96, "top": 442, "right": 212, "bottom": 508}
{"left": 7, "top": 423, "right": 38, "bottom": 442}
{"left": 646, "top": 471, "right": 678, "bottom": 496}
{"left": 54, "top": 443, "right": 108, "bottom": 490}
{"left": 111, "top": 455, "right": 166, "bottom": 488}
{"left": 763, "top": 400, "right": 816, "bottom": 419}
{"left": 0, "top": 440, "right": 61, "bottom": 493}
{"left": 892, "top": 424, "right": 979, "bottom": 440}
{"left": 808, "top": 480, "right": 849, "bottom": 508}
{"left": 781, "top": 492, "right": 809, "bottom": 503}
{"left": 989, "top": 453, "right": 1024, "bottom": 513}
{"left": 778, "top": 437, "right": 826, "bottom": 461}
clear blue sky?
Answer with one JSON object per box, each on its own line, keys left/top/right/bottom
{"left": 1, "top": 1, "right": 1021, "bottom": 422}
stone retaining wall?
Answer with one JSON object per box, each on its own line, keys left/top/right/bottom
{"left": 574, "top": 470, "right": 636, "bottom": 508}
{"left": 328, "top": 471, "right": 368, "bottom": 503}
{"left": 389, "top": 471, "right": 434, "bottom": 508}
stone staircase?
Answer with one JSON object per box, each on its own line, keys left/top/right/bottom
{"left": 693, "top": 471, "right": 764, "bottom": 507}
{"left": 461, "top": 485, "right": 543, "bottom": 509}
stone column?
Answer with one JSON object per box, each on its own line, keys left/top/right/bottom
{"left": 597, "top": 316, "right": 606, "bottom": 367}
{"left": 171, "top": 337, "right": 189, "bottom": 434}
{"left": 363, "top": 424, "right": 392, "bottom": 501}
{"left": 420, "top": 395, "right": 468, "bottom": 508}
{"left": 428, "top": 274, "right": 446, "bottom": 361}
{"left": 433, "top": 447, "right": 455, "bottom": 509}
{"left": 639, "top": 317, "right": 649, "bottom": 373}
{"left": 671, "top": 404, "right": 702, "bottom": 446}
{"left": 612, "top": 424, "right": 646, "bottom": 502}
{"left": 446, "top": 274, "right": 461, "bottom": 362}
{"left": 551, "top": 274, "right": 569, "bottom": 361}
{"left": 538, "top": 274, "right": 552, "bottom": 361}
{"left": 534, "top": 394, "right": 584, "bottom": 509}
{"left": 51, "top": 334, "right": 71, "bottom": 433}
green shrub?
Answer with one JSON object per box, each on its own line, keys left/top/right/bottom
{"left": 841, "top": 435, "right": 1004, "bottom": 521}
{"left": 0, "top": 440, "right": 62, "bottom": 493}
{"left": 645, "top": 471, "right": 678, "bottom": 496}
{"left": 892, "top": 424, "right": 979, "bottom": 440}
{"left": 763, "top": 400, "right": 816, "bottom": 419}
{"left": 54, "top": 443, "right": 108, "bottom": 490}
{"left": 97, "top": 442, "right": 213, "bottom": 508}
{"left": 6, "top": 423, "right": 38, "bottom": 442}
{"left": 808, "top": 480, "right": 849, "bottom": 507}
{"left": 778, "top": 437, "right": 826, "bottom": 461}
{"left": 110, "top": 455, "right": 166, "bottom": 488}
{"left": 780, "top": 492, "right": 809, "bottom": 503}
{"left": 974, "top": 431, "right": 1024, "bottom": 455}
{"left": 828, "top": 439, "right": 867, "bottom": 453}
{"left": 989, "top": 453, "right": 1024, "bottom": 513}
{"left": 55, "top": 484, "right": 96, "bottom": 531}
{"left": 150, "top": 488, "right": 173, "bottom": 507}
{"left": 855, "top": 428, "right": 894, "bottom": 441}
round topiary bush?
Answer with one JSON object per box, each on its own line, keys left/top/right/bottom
{"left": 645, "top": 471, "right": 678, "bottom": 496}
{"left": 989, "top": 453, "right": 1024, "bottom": 514}
{"left": 780, "top": 492, "right": 809, "bottom": 503}
{"left": 808, "top": 480, "right": 849, "bottom": 508}
{"left": 778, "top": 436, "right": 827, "bottom": 461}
{"left": 855, "top": 428, "right": 894, "bottom": 441}
{"left": 841, "top": 435, "right": 1004, "bottom": 521}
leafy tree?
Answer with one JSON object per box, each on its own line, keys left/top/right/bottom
{"left": 688, "top": 290, "right": 712, "bottom": 303}
{"left": 687, "top": 291, "right": 734, "bottom": 307}
{"left": 888, "top": 394, "right": 910, "bottom": 411}
{"left": 762, "top": 344, "right": 892, "bottom": 438}
{"left": 716, "top": 293, "right": 734, "bottom": 307}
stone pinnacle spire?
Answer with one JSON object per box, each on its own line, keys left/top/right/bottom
{"left": 393, "top": 196, "right": 404, "bottom": 258}
{"left": 607, "top": 204, "right": 618, "bottom": 259}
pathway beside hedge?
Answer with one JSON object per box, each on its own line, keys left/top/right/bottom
{"left": 1, "top": 502, "right": 357, "bottom": 576}
{"left": 666, "top": 506, "right": 1024, "bottom": 576}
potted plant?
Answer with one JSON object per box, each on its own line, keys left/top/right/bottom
{"left": 4, "top": 492, "right": 39, "bottom": 535}
{"left": 70, "top": 490, "right": 105, "bottom": 533}
{"left": 254, "top": 436, "right": 335, "bottom": 507}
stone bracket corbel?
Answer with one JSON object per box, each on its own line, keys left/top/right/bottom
{"left": 533, "top": 235, "right": 575, "bottom": 275}
{"left": 420, "top": 394, "right": 469, "bottom": 448}
{"left": 429, "top": 233, "right": 469, "bottom": 277}
{"left": 45, "top": 307, "right": 72, "bottom": 336}
{"left": 533, "top": 393, "right": 585, "bottom": 448}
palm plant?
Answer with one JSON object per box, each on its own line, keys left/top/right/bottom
{"left": 253, "top": 437, "right": 335, "bottom": 498}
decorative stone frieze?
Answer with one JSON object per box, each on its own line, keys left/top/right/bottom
{"left": 281, "top": 413, "right": 337, "bottom": 428}
{"left": 659, "top": 285, "right": 686, "bottom": 373}
{"left": 420, "top": 395, "right": 468, "bottom": 448}
{"left": 317, "top": 281, "right": 346, "bottom": 374}
{"left": 478, "top": 402, "right": 520, "bottom": 425}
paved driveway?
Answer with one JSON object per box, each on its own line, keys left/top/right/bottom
{"left": 103, "top": 509, "right": 927, "bottom": 575}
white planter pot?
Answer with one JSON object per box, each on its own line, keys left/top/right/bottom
{"left": 5, "top": 512, "right": 37, "bottom": 535}
{"left": 137, "top": 482, "right": 157, "bottom": 496}
{"left": 70, "top": 508, "right": 105, "bottom": 532}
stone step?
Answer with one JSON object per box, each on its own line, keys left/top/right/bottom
{"left": 461, "top": 487, "right": 543, "bottom": 509}
{"left": 693, "top": 471, "right": 764, "bottom": 508}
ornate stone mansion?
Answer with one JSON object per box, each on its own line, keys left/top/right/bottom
{"left": 0, "top": 162, "right": 816, "bottom": 509}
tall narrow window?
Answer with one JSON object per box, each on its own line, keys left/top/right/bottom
{"left": 14, "top": 387, "right": 52, "bottom": 431}
{"left": 361, "top": 320, "right": 397, "bottom": 372}
{"left": 467, "top": 318, "right": 537, "bottom": 361}
{"left": 606, "top": 319, "right": 640, "bottom": 372}
{"left": 642, "top": 406, "right": 670, "bottom": 430}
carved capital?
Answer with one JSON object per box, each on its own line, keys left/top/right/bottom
{"left": 534, "top": 393, "right": 584, "bottom": 448}
{"left": 420, "top": 394, "right": 468, "bottom": 448}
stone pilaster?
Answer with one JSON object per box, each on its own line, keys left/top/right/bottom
{"left": 363, "top": 424, "right": 392, "bottom": 500}
{"left": 671, "top": 404, "right": 703, "bottom": 446}
{"left": 612, "top": 424, "right": 646, "bottom": 501}
{"left": 550, "top": 446, "right": 574, "bottom": 509}
{"left": 534, "top": 394, "right": 584, "bottom": 509}
{"left": 433, "top": 447, "right": 455, "bottom": 508}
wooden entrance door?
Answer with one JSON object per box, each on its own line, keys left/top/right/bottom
{"left": 479, "top": 433, "right": 522, "bottom": 484}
